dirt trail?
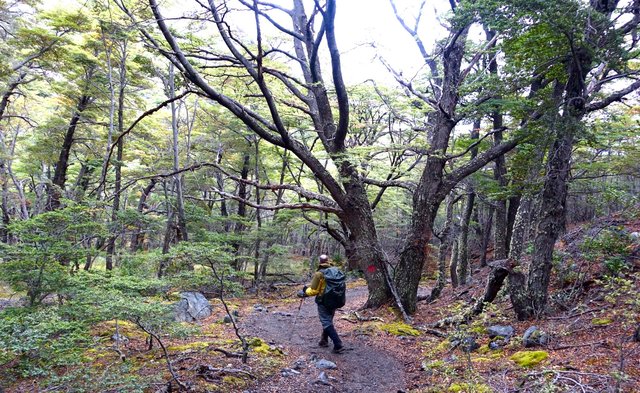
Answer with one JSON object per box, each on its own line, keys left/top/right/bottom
{"left": 243, "top": 286, "right": 407, "bottom": 393}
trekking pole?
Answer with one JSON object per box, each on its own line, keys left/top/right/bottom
{"left": 288, "top": 297, "right": 305, "bottom": 341}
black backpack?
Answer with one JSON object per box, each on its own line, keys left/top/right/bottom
{"left": 318, "top": 267, "right": 346, "bottom": 309}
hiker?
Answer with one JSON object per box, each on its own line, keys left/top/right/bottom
{"left": 297, "top": 254, "right": 346, "bottom": 353}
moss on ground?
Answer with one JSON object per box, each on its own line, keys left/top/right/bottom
{"left": 591, "top": 317, "right": 613, "bottom": 326}
{"left": 167, "top": 341, "right": 211, "bottom": 352}
{"left": 448, "top": 382, "right": 491, "bottom": 392}
{"left": 92, "top": 320, "right": 147, "bottom": 340}
{"left": 510, "top": 350, "right": 549, "bottom": 368}
{"left": 248, "top": 337, "right": 284, "bottom": 356}
{"left": 379, "top": 321, "right": 421, "bottom": 336}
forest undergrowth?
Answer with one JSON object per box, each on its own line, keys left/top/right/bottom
{"left": 1, "top": 208, "right": 639, "bottom": 392}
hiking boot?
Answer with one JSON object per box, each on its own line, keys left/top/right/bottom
{"left": 319, "top": 330, "right": 329, "bottom": 347}
{"left": 332, "top": 345, "right": 345, "bottom": 354}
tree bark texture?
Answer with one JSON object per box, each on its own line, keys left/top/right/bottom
{"left": 48, "top": 93, "right": 92, "bottom": 211}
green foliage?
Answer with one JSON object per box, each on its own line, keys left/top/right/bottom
{"left": 0, "top": 205, "right": 105, "bottom": 305}
{"left": 0, "top": 306, "right": 88, "bottom": 377}
{"left": 582, "top": 228, "right": 632, "bottom": 256}
{"left": 581, "top": 227, "right": 632, "bottom": 275}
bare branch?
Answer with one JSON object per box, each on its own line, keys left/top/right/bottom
{"left": 362, "top": 177, "right": 417, "bottom": 192}
{"left": 585, "top": 79, "right": 640, "bottom": 112}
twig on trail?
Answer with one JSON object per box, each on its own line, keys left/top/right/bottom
{"left": 211, "top": 347, "right": 244, "bottom": 358}
{"left": 551, "top": 341, "right": 607, "bottom": 350}
{"left": 419, "top": 326, "right": 448, "bottom": 338}
{"left": 134, "top": 317, "right": 188, "bottom": 391}
{"left": 196, "top": 365, "right": 256, "bottom": 381}
{"left": 547, "top": 307, "right": 607, "bottom": 320}
{"left": 522, "top": 369, "right": 612, "bottom": 393}
{"left": 341, "top": 311, "right": 384, "bottom": 323}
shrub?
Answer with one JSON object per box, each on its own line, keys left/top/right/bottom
{"left": 0, "top": 307, "right": 88, "bottom": 378}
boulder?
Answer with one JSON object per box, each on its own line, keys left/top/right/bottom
{"left": 488, "top": 325, "right": 515, "bottom": 340}
{"left": 174, "top": 292, "right": 212, "bottom": 322}
{"left": 523, "top": 326, "right": 550, "bottom": 348}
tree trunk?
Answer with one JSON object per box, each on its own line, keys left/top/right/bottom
{"left": 169, "top": 64, "right": 188, "bottom": 242}
{"left": 480, "top": 205, "right": 494, "bottom": 267}
{"left": 428, "top": 193, "right": 457, "bottom": 301}
{"left": 457, "top": 189, "right": 475, "bottom": 284}
{"left": 159, "top": 181, "right": 174, "bottom": 278}
{"left": 457, "top": 120, "right": 480, "bottom": 282}
{"left": 487, "top": 29, "right": 509, "bottom": 261}
{"left": 48, "top": 94, "right": 92, "bottom": 211}
{"left": 106, "top": 51, "right": 127, "bottom": 271}
{"left": 130, "top": 179, "right": 157, "bottom": 252}
{"left": 232, "top": 153, "right": 251, "bottom": 271}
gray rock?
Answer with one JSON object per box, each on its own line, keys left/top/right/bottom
{"left": 452, "top": 336, "right": 479, "bottom": 352}
{"left": 488, "top": 325, "right": 515, "bottom": 340}
{"left": 461, "top": 336, "right": 480, "bottom": 352}
{"left": 316, "top": 371, "right": 331, "bottom": 385}
{"left": 253, "top": 304, "right": 268, "bottom": 313}
{"left": 292, "top": 356, "right": 307, "bottom": 370}
{"left": 174, "top": 292, "right": 212, "bottom": 322}
{"left": 488, "top": 341, "right": 501, "bottom": 350}
{"left": 223, "top": 315, "right": 234, "bottom": 323}
{"left": 315, "top": 359, "right": 337, "bottom": 369}
{"left": 281, "top": 368, "right": 301, "bottom": 377}
{"left": 630, "top": 232, "right": 639, "bottom": 240}
{"left": 111, "top": 333, "right": 129, "bottom": 343}
{"left": 523, "top": 326, "right": 549, "bottom": 347}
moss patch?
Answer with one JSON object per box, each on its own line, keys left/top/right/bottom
{"left": 92, "top": 320, "right": 147, "bottom": 340}
{"left": 448, "top": 382, "right": 491, "bottom": 392}
{"left": 167, "top": 341, "right": 211, "bottom": 352}
{"left": 248, "top": 337, "right": 284, "bottom": 356}
{"left": 591, "top": 317, "right": 613, "bottom": 326}
{"left": 510, "top": 351, "right": 549, "bottom": 368}
{"left": 379, "top": 322, "right": 421, "bottom": 336}
{"left": 222, "top": 375, "right": 247, "bottom": 388}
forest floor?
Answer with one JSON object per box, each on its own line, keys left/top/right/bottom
{"left": 3, "top": 209, "right": 640, "bottom": 392}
